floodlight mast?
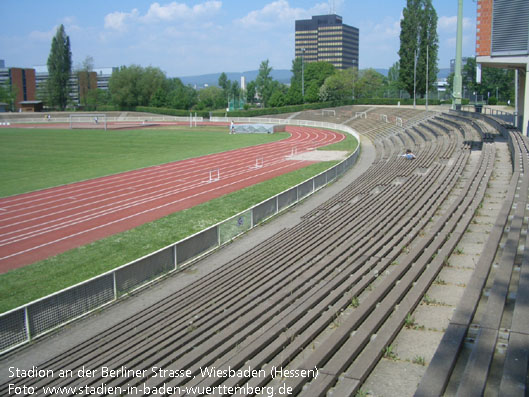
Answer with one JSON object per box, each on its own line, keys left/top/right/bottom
{"left": 452, "top": 0, "right": 464, "bottom": 109}
{"left": 426, "top": 42, "right": 429, "bottom": 111}
{"left": 413, "top": 49, "right": 417, "bottom": 109}
{"left": 301, "top": 48, "right": 306, "bottom": 100}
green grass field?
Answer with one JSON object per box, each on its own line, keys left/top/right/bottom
{"left": 0, "top": 126, "right": 287, "bottom": 197}
{"left": 0, "top": 126, "right": 358, "bottom": 313}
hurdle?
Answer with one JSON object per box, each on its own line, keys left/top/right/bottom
{"left": 209, "top": 168, "right": 220, "bottom": 182}
{"left": 253, "top": 157, "right": 264, "bottom": 169}
{"left": 289, "top": 147, "right": 298, "bottom": 157}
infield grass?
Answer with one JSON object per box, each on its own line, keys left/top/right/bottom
{"left": 0, "top": 126, "right": 287, "bottom": 197}
{"left": 0, "top": 129, "right": 358, "bottom": 313}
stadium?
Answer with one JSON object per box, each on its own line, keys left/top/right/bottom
{"left": 0, "top": 102, "right": 526, "bottom": 396}
{"left": 2, "top": 0, "right": 529, "bottom": 394}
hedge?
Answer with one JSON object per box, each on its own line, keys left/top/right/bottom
{"left": 122, "top": 98, "right": 456, "bottom": 120}
{"left": 136, "top": 106, "right": 211, "bottom": 118}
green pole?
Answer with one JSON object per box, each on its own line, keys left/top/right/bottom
{"left": 453, "top": 0, "right": 464, "bottom": 109}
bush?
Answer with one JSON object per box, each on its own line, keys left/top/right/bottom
{"left": 487, "top": 97, "right": 498, "bottom": 105}
{"left": 137, "top": 97, "right": 447, "bottom": 120}
{"left": 210, "top": 100, "right": 356, "bottom": 118}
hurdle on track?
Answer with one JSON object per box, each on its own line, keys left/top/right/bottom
{"left": 209, "top": 168, "right": 220, "bottom": 182}
{"left": 290, "top": 147, "right": 298, "bottom": 156}
{"left": 253, "top": 157, "right": 264, "bottom": 169}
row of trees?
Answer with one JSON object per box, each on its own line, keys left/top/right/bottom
{"left": 100, "top": 60, "right": 404, "bottom": 111}
{"left": 398, "top": 0, "right": 439, "bottom": 98}
{"left": 3, "top": 7, "right": 515, "bottom": 113}
{"left": 446, "top": 57, "right": 515, "bottom": 104}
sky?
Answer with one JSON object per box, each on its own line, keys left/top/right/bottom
{"left": 0, "top": 0, "right": 477, "bottom": 78}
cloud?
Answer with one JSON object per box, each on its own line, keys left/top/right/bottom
{"left": 142, "top": 1, "right": 221, "bottom": 22}
{"left": 361, "top": 16, "right": 401, "bottom": 45}
{"left": 438, "top": 16, "right": 473, "bottom": 32}
{"left": 104, "top": 1, "right": 222, "bottom": 32}
{"left": 104, "top": 9, "right": 139, "bottom": 31}
{"left": 359, "top": 15, "right": 402, "bottom": 68}
{"left": 237, "top": 0, "right": 329, "bottom": 30}
{"left": 28, "top": 26, "right": 57, "bottom": 42}
{"left": 28, "top": 20, "right": 81, "bottom": 42}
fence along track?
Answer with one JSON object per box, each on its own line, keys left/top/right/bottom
{"left": 0, "top": 119, "right": 359, "bottom": 355}
{"left": 0, "top": 110, "right": 502, "bottom": 396}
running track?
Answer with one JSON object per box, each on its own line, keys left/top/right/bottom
{"left": 0, "top": 126, "right": 344, "bottom": 272}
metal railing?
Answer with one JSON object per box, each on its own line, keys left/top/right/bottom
{"left": 460, "top": 105, "right": 518, "bottom": 128}
{"left": 0, "top": 119, "right": 360, "bottom": 355}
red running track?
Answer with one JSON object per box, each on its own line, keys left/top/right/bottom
{"left": 0, "top": 126, "right": 344, "bottom": 272}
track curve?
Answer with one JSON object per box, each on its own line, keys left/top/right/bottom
{"left": 0, "top": 126, "right": 343, "bottom": 272}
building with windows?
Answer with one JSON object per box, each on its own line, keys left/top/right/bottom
{"left": 0, "top": 61, "right": 116, "bottom": 111}
{"left": 295, "top": 14, "right": 359, "bottom": 70}
{"left": 34, "top": 65, "right": 116, "bottom": 107}
{"left": 0, "top": 66, "right": 36, "bottom": 111}
{"left": 476, "top": 0, "right": 529, "bottom": 135}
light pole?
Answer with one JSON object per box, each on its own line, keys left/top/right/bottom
{"left": 453, "top": 0, "right": 464, "bottom": 109}
{"left": 426, "top": 43, "right": 429, "bottom": 111}
{"left": 413, "top": 49, "right": 417, "bottom": 109}
{"left": 301, "top": 48, "right": 306, "bottom": 100}
{"left": 352, "top": 59, "right": 356, "bottom": 100}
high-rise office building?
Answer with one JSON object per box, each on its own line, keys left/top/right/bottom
{"left": 295, "top": 14, "right": 359, "bottom": 70}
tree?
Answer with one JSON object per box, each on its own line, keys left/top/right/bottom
{"left": 218, "top": 73, "right": 229, "bottom": 91}
{"left": 304, "top": 62, "right": 335, "bottom": 103}
{"left": 47, "top": 24, "right": 72, "bottom": 110}
{"left": 319, "top": 69, "right": 354, "bottom": 102}
{"left": 267, "top": 82, "right": 288, "bottom": 107}
{"left": 287, "top": 57, "right": 303, "bottom": 105}
{"left": 218, "top": 72, "right": 232, "bottom": 103}
{"left": 246, "top": 81, "right": 257, "bottom": 104}
{"left": 108, "top": 65, "right": 167, "bottom": 109}
{"left": 109, "top": 65, "right": 142, "bottom": 109}
{"left": 85, "top": 88, "right": 111, "bottom": 109}
{"left": 166, "top": 78, "right": 197, "bottom": 109}
{"left": 356, "top": 69, "right": 387, "bottom": 98}
{"left": 398, "top": 0, "right": 438, "bottom": 97}
{"left": 417, "top": 0, "right": 438, "bottom": 96}
{"left": 255, "top": 60, "right": 273, "bottom": 107}
{"left": 387, "top": 61, "right": 403, "bottom": 97}
{"left": 77, "top": 56, "right": 95, "bottom": 108}
{"left": 195, "top": 86, "right": 224, "bottom": 110}
{"left": 0, "top": 81, "right": 17, "bottom": 111}
{"left": 447, "top": 57, "right": 515, "bottom": 103}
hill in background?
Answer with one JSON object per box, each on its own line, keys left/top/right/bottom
{"left": 178, "top": 68, "right": 451, "bottom": 88}
{"left": 179, "top": 70, "right": 292, "bottom": 88}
